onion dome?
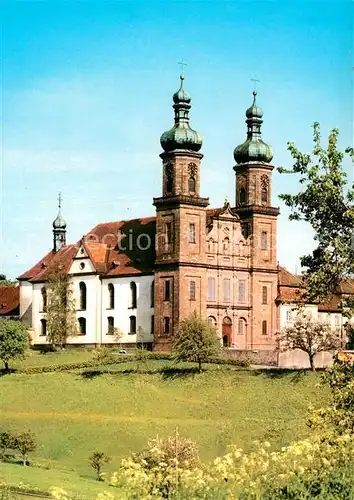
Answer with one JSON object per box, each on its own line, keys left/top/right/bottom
{"left": 234, "top": 91, "right": 273, "bottom": 164}
{"left": 160, "top": 74, "right": 202, "bottom": 153}
{"left": 53, "top": 193, "right": 66, "bottom": 229}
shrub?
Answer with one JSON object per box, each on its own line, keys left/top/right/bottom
{"left": 89, "top": 451, "right": 111, "bottom": 481}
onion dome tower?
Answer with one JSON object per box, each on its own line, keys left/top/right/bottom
{"left": 234, "top": 91, "right": 273, "bottom": 164}
{"left": 160, "top": 74, "right": 203, "bottom": 153}
{"left": 153, "top": 72, "right": 209, "bottom": 348}
{"left": 53, "top": 193, "right": 66, "bottom": 252}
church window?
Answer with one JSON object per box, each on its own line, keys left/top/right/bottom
{"left": 163, "top": 316, "right": 170, "bottom": 334}
{"left": 262, "top": 286, "right": 268, "bottom": 305}
{"left": 151, "top": 315, "right": 154, "bottom": 334}
{"left": 189, "top": 280, "right": 196, "bottom": 301}
{"left": 79, "top": 282, "right": 87, "bottom": 310}
{"left": 150, "top": 281, "right": 154, "bottom": 308}
{"left": 107, "top": 316, "right": 114, "bottom": 334}
{"left": 208, "top": 316, "right": 217, "bottom": 327}
{"left": 40, "top": 319, "right": 47, "bottom": 336}
{"left": 129, "top": 315, "right": 136, "bottom": 334}
{"left": 130, "top": 282, "right": 137, "bottom": 309}
{"left": 261, "top": 231, "right": 268, "bottom": 250}
{"left": 165, "top": 222, "right": 172, "bottom": 245}
{"left": 78, "top": 317, "right": 86, "bottom": 335}
{"left": 262, "top": 320, "right": 267, "bottom": 336}
{"left": 189, "top": 223, "right": 196, "bottom": 243}
{"left": 41, "top": 287, "right": 47, "bottom": 312}
{"left": 165, "top": 164, "right": 173, "bottom": 194}
{"left": 80, "top": 262, "right": 85, "bottom": 270}
{"left": 208, "top": 277, "right": 215, "bottom": 301}
{"left": 164, "top": 280, "right": 171, "bottom": 301}
{"left": 238, "top": 280, "right": 246, "bottom": 303}
{"left": 261, "top": 187, "right": 268, "bottom": 204}
{"left": 239, "top": 188, "right": 246, "bottom": 205}
{"left": 208, "top": 238, "right": 214, "bottom": 253}
{"left": 223, "top": 237, "right": 230, "bottom": 252}
{"left": 238, "top": 318, "right": 246, "bottom": 335}
{"left": 223, "top": 279, "right": 231, "bottom": 302}
{"left": 188, "top": 176, "right": 196, "bottom": 194}
{"left": 108, "top": 283, "right": 115, "bottom": 309}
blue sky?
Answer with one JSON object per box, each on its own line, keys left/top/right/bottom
{"left": 1, "top": 0, "right": 353, "bottom": 279}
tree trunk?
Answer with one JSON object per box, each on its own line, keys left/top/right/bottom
{"left": 96, "top": 467, "right": 101, "bottom": 481}
{"left": 309, "top": 355, "right": 316, "bottom": 372}
{"left": 198, "top": 359, "right": 202, "bottom": 373}
{"left": 4, "top": 361, "right": 9, "bottom": 372}
{"left": 23, "top": 454, "right": 27, "bottom": 466}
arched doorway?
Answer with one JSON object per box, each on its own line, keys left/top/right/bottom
{"left": 222, "top": 316, "right": 232, "bottom": 347}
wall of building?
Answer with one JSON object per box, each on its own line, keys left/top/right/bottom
{"left": 19, "top": 281, "right": 32, "bottom": 326}
{"left": 101, "top": 275, "right": 154, "bottom": 345}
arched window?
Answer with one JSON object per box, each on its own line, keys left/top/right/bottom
{"left": 238, "top": 318, "right": 246, "bottom": 335}
{"left": 262, "top": 320, "right": 267, "bottom": 336}
{"left": 78, "top": 317, "right": 86, "bottom": 335}
{"left": 208, "top": 239, "right": 214, "bottom": 253}
{"left": 40, "top": 319, "right": 47, "bottom": 336}
{"left": 261, "top": 187, "right": 268, "bottom": 204}
{"left": 129, "top": 315, "right": 136, "bottom": 334}
{"left": 150, "top": 281, "right": 154, "bottom": 308}
{"left": 262, "top": 286, "right": 268, "bottom": 305}
{"left": 41, "top": 287, "right": 47, "bottom": 312}
{"left": 208, "top": 316, "right": 217, "bottom": 328}
{"left": 223, "top": 237, "right": 230, "bottom": 253}
{"left": 108, "top": 283, "right": 115, "bottom": 309}
{"left": 79, "top": 282, "right": 87, "bottom": 310}
{"left": 188, "top": 176, "right": 196, "bottom": 194}
{"left": 239, "top": 188, "right": 246, "bottom": 205}
{"left": 107, "top": 316, "right": 114, "bottom": 334}
{"left": 222, "top": 317, "right": 232, "bottom": 348}
{"left": 163, "top": 317, "right": 170, "bottom": 334}
{"left": 130, "top": 282, "right": 137, "bottom": 309}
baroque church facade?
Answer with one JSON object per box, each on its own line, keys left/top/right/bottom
{"left": 18, "top": 74, "right": 347, "bottom": 354}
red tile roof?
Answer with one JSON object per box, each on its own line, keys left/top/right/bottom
{"left": 18, "top": 216, "right": 156, "bottom": 282}
{"left": 0, "top": 286, "right": 20, "bottom": 316}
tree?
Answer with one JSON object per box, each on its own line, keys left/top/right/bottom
{"left": 0, "top": 274, "right": 17, "bottom": 288}
{"left": 276, "top": 312, "right": 342, "bottom": 371}
{"left": 45, "top": 268, "right": 77, "bottom": 348}
{"left": 89, "top": 451, "right": 111, "bottom": 481}
{"left": 278, "top": 123, "right": 354, "bottom": 333}
{"left": 173, "top": 311, "right": 222, "bottom": 372}
{"left": 0, "top": 320, "right": 29, "bottom": 371}
{"left": 12, "top": 430, "right": 37, "bottom": 466}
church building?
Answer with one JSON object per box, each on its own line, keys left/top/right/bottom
{"left": 18, "top": 74, "right": 348, "bottom": 354}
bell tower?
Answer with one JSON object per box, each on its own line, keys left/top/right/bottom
{"left": 153, "top": 73, "right": 209, "bottom": 350}
{"left": 233, "top": 91, "right": 279, "bottom": 347}
{"left": 53, "top": 193, "right": 67, "bottom": 252}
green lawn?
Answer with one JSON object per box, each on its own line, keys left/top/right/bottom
{"left": 0, "top": 353, "right": 329, "bottom": 499}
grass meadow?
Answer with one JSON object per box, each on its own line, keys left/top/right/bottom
{"left": 0, "top": 351, "right": 329, "bottom": 498}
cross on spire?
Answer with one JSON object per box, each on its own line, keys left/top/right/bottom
{"left": 178, "top": 59, "right": 187, "bottom": 75}
{"left": 251, "top": 76, "right": 260, "bottom": 93}
{"left": 58, "top": 192, "right": 62, "bottom": 210}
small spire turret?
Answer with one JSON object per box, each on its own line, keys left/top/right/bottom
{"left": 53, "top": 193, "right": 66, "bottom": 252}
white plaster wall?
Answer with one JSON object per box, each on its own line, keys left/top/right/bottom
{"left": 101, "top": 275, "right": 154, "bottom": 345}
{"left": 279, "top": 304, "right": 318, "bottom": 330}
{"left": 71, "top": 274, "right": 101, "bottom": 344}
{"left": 19, "top": 281, "right": 33, "bottom": 326}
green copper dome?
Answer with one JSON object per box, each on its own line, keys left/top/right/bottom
{"left": 234, "top": 91, "right": 273, "bottom": 164}
{"left": 160, "top": 74, "right": 202, "bottom": 153}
